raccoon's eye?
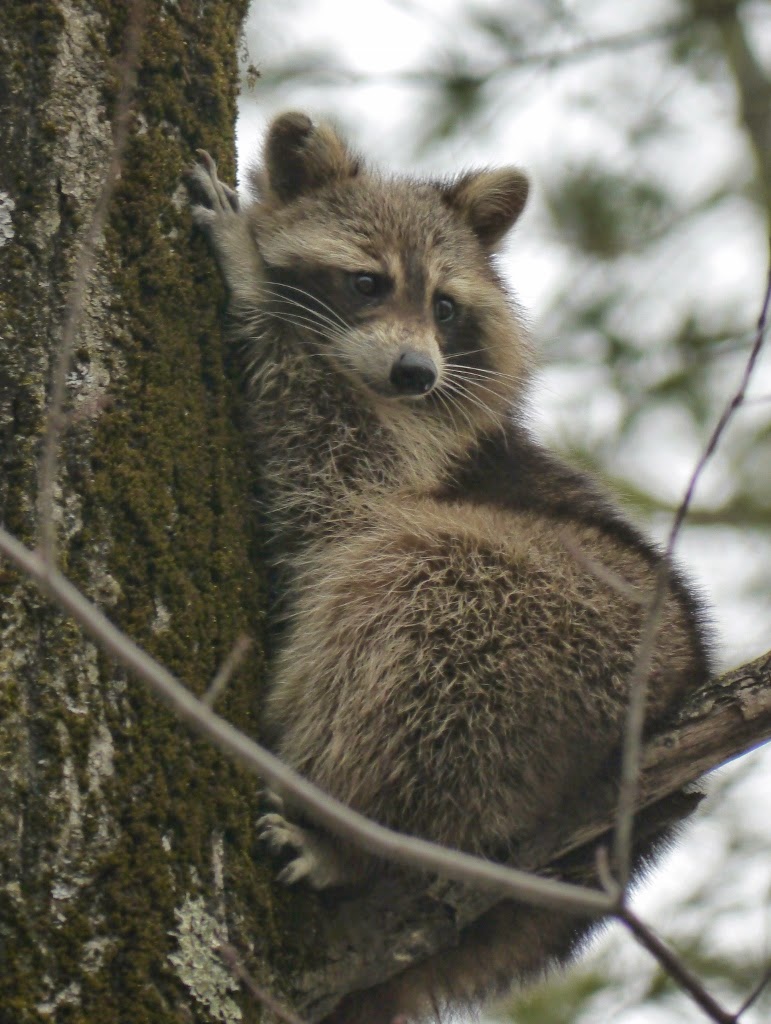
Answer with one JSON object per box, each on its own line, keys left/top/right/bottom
{"left": 351, "top": 272, "right": 385, "bottom": 298}
{"left": 434, "top": 295, "right": 456, "bottom": 324}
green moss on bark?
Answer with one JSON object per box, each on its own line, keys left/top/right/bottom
{"left": 2, "top": 1, "right": 327, "bottom": 1021}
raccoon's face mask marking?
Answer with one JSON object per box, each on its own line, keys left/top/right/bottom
{"left": 252, "top": 111, "right": 533, "bottom": 424}
{"left": 261, "top": 260, "right": 444, "bottom": 399}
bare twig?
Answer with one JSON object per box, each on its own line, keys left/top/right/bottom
{"left": 665, "top": 252, "right": 771, "bottom": 559}
{"left": 612, "top": 575, "right": 669, "bottom": 886}
{"left": 203, "top": 634, "right": 253, "bottom": 707}
{"left": 733, "top": 962, "right": 771, "bottom": 1020}
{"left": 0, "top": 524, "right": 611, "bottom": 918}
{"left": 612, "top": 252, "right": 771, "bottom": 887}
{"left": 740, "top": 392, "right": 771, "bottom": 406}
{"left": 36, "top": 0, "right": 143, "bottom": 564}
{"left": 594, "top": 845, "right": 622, "bottom": 904}
{"left": 218, "top": 944, "right": 307, "bottom": 1024}
{"left": 620, "top": 907, "right": 735, "bottom": 1024}
{"left": 560, "top": 530, "right": 648, "bottom": 605}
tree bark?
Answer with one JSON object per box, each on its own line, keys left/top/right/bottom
{"left": 0, "top": 3, "right": 297, "bottom": 1021}
{"left": 2, "top": 5, "right": 770, "bottom": 1024}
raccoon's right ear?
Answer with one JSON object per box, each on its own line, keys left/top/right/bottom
{"left": 441, "top": 167, "right": 530, "bottom": 249}
{"left": 263, "top": 112, "right": 361, "bottom": 203}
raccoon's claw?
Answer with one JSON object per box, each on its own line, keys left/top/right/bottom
{"left": 276, "top": 853, "right": 321, "bottom": 887}
{"left": 257, "top": 811, "right": 304, "bottom": 855}
{"left": 188, "top": 151, "right": 240, "bottom": 229}
{"left": 257, "top": 811, "right": 348, "bottom": 890}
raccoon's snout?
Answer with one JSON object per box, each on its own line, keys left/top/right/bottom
{"left": 390, "top": 350, "right": 438, "bottom": 396}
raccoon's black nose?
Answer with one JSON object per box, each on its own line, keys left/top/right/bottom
{"left": 390, "top": 351, "right": 437, "bottom": 395}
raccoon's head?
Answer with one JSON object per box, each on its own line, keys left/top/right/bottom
{"left": 249, "top": 112, "right": 532, "bottom": 429}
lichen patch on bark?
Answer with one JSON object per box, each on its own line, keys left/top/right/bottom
{"left": 169, "top": 894, "right": 243, "bottom": 1024}
{"left": 0, "top": 191, "right": 16, "bottom": 245}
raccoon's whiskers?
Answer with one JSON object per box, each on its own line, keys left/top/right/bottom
{"left": 270, "top": 310, "right": 346, "bottom": 343}
{"left": 261, "top": 292, "right": 351, "bottom": 340}
{"left": 440, "top": 374, "right": 501, "bottom": 426}
{"left": 432, "top": 384, "right": 478, "bottom": 437}
{"left": 256, "top": 304, "right": 350, "bottom": 348}
{"left": 448, "top": 358, "right": 527, "bottom": 388}
{"left": 264, "top": 281, "right": 350, "bottom": 332}
{"left": 443, "top": 367, "right": 503, "bottom": 414}
{"left": 448, "top": 369, "right": 510, "bottom": 406}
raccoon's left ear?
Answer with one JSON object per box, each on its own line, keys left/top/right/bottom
{"left": 441, "top": 168, "right": 529, "bottom": 249}
{"left": 263, "top": 111, "right": 361, "bottom": 203}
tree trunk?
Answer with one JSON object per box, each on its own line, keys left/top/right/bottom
{"left": 2, "top": 5, "right": 770, "bottom": 1024}
{"left": 0, "top": 3, "right": 303, "bottom": 1021}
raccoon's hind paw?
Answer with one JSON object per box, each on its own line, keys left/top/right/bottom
{"left": 257, "top": 812, "right": 349, "bottom": 890}
{"left": 187, "top": 150, "right": 239, "bottom": 228}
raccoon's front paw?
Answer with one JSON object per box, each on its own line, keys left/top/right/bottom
{"left": 257, "top": 811, "right": 349, "bottom": 890}
{"left": 188, "top": 150, "right": 240, "bottom": 228}
{"left": 186, "top": 152, "right": 263, "bottom": 303}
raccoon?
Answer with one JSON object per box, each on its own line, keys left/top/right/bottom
{"left": 189, "top": 112, "right": 711, "bottom": 1024}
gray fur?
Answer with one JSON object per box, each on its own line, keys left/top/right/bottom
{"left": 188, "top": 115, "right": 710, "bottom": 1024}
